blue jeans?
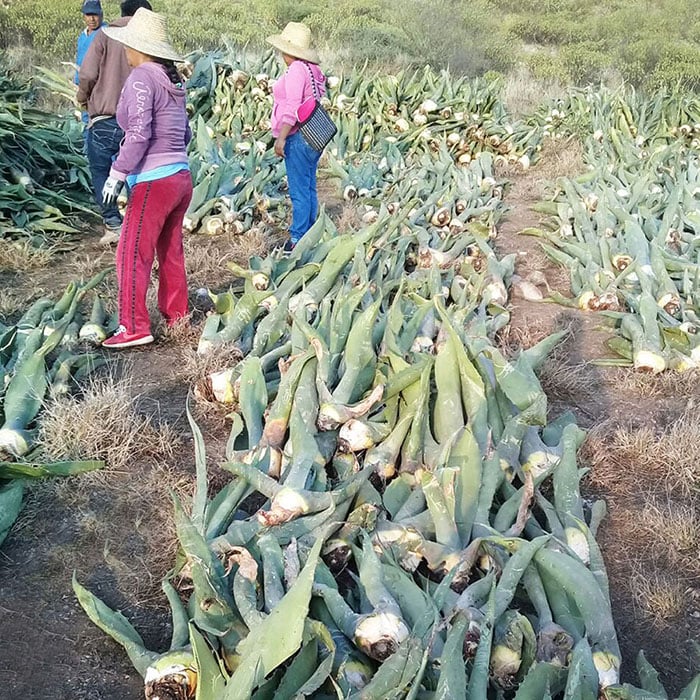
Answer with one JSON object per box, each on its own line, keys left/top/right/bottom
{"left": 86, "top": 117, "right": 124, "bottom": 228}
{"left": 284, "top": 131, "right": 321, "bottom": 243}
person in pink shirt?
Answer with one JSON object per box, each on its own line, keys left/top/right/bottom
{"left": 267, "top": 23, "right": 326, "bottom": 251}
{"left": 99, "top": 8, "right": 192, "bottom": 349}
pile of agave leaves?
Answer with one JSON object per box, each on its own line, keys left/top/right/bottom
{"left": 72, "top": 53, "right": 700, "bottom": 700}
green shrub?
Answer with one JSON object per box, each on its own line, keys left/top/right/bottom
{"left": 525, "top": 52, "right": 568, "bottom": 83}
{"left": 559, "top": 42, "right": 609, "bottom": 85}
{"left": 646, "top": 43, "right": 700, "bottom": 91}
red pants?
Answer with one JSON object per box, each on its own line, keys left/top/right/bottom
{"left": 116, "top": 170, "right": 192, "bottom": 335}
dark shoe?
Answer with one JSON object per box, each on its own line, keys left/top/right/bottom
{"left": 283, "top": 239, "right": 296, "bottom": 252}
{"left": 102, "top": 325, "right": 154, "bottom": 349}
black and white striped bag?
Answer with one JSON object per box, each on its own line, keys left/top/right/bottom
{"left": 297, "top": 62, "right": 337, "bottom": 152}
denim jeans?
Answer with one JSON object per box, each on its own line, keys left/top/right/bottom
{"left": 284, "top": 131, "right": 321, "bottom": 243}
{"left": 86, "top": 117, "right": 124, "bottom": 228}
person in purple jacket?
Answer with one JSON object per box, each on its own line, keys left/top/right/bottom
{"left": 99, "top": 8, "right": 192, "bottom": 349}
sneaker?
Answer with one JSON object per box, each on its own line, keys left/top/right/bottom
{"left": 283, "top": 238, "right": 296, "bottom": 252}
{"left": 99, "top": 224, "right": 121, "bottom": 246}
{"left": 102, "top": 325, "right": 154, "bottom": 349}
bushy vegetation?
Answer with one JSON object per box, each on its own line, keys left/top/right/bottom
{"left": 1, "top": 0, "right": 699, "bottom": 89}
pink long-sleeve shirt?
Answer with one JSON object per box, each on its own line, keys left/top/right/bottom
{"left": 271, "top": 60, "right": 326, "bottom": 137}
{"left": 110, "top": 62, "right": 191, "bottom": 181}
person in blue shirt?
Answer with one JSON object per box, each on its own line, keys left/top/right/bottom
{"left": 76, "top": 0, "right": 106, "bottom": 123}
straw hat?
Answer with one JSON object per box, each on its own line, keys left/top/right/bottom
{"left": 266, "top": 22, "right": 320, "bottom": 64}
{"left": 103, "top": 8, "right": 183, "bottom": 62}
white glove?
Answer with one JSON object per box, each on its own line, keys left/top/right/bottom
{"left": 102, "top": 177, "right": 124, "bottom": 206}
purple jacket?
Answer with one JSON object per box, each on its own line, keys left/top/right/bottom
{"left": 110, "top": 62, "right": 191, "bottom": 181}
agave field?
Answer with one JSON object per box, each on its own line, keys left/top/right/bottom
{"left": 1, "top": 48, "right": 699, "bottom": 700}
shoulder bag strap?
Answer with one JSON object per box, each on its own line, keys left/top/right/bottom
{"left": 302, "top": 61, "right": 321, "bottom": 102}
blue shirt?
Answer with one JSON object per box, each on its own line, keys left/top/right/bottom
{"left": 75, "top": 23, "right": 106, "bottom": 82}
{"left": 126, "top": 163, "right": 190, "bottom": 189}
{"left": 76, "top": 23, "right": 106, "bottom": 124}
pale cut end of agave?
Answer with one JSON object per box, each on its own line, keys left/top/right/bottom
{"left": 490, "top": 644, "right": 522, "bottom": 682}
{"left": 657, "top": 292, "right": 681, "bottom": 316}
{"left": 0, "top": 428, "right": 30, "bottom": 458}
{"left": 144, "top": 651, "right": 197, "bottom": 700}
{"left": 354, "top": 611, "right": 410, "bottom": 661}
{"left": 258, "top": 487, "right": 308, "bottom": 526}
{"left": 339, "top": 420, "right": 375, "bottom": 452}
{"left": 208, "top": 368, "right": 236, "bottom": 404}
{"left": 251, "top": 272, "right": 269, "bottom": 291}
{"left": 564, "top": 527, "right": 590, "bottom": 565}
{"left": 633, "top": 350, "right": 666, "bottom": 374}
{"left": 592, "top": 651, "right": 620, "bottom": 688}
{"left": 79, "top": 323, "right": 108, "bottom": 345}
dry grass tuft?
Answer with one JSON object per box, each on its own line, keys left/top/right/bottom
{"left": 502, "top": 66, "right": 566, "bottom": 117}
{"left": 540, "top": 357, "right": 593, "bottom": 403}
{"left": 335, "top": 202, "right": 363, "bottom": 232}
{"left": 0, "top": 288, "right": 23, "bottom": 319}
{"left": 536, "top": 136, "right": 586, "bottom": 183}
{"left": 29, "top": 371, "right": 193, "bottom": 593}
{"left": 498, "top": 135, "right": 586, "bottom": 201}
{"left": 639, "top": 496, "right": 700, "bottom": 568}
{"left": 611, "top": 367, "right": 700, "bottom": 400}
{"left": 584, "top": 406, "right": 700, "bottom": 496}
{"left": 184, "top": 227, "right": 275, "bottom": 289}
{"left": 180, "top": 342, "right": 243, "bottom": 388}
{"left": 65, "top": 251, "right": 114, "bottom": 281}
{"left": 629, "top": 568, "right": 689, "bottom": 628}
{"left": 39, "top": 374, "right": 179, "bottom": 472}
{"left": 0, "top": 240, "right": 54, "bottom": 271}
{"left": 497, "top": 317, "right": 553, "bottom": 354}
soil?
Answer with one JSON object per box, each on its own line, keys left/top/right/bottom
{"left": 0, "top": 158, "right": 698, "bottom": 698}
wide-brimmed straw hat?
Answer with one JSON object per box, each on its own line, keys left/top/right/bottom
{"left": 103, "top": 8, "right": 183, "bottom": 62}
{"left": 266, "top": 22, "right": 320, "bottom": 64}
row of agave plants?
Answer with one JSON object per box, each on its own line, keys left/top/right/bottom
{"left": 65, "top": 52, "right": 700, "bottom": 699}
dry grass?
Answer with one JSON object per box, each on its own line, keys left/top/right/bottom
{"left": 502, "top": 66, "right": 566, "bottom": 117}
{"left": 39, "top": 373, "right": 179, "bottom": 472}
{"left": 0, "top": 288, "right": 24, "bottom": 319}
{"left": 498, "top": 136, "right": 586, "bottom": 202}
{"left": 183, "top": 227, "right": 274, "bottom": 289}
{"left": 639, "top": 496, "right": 700, "bottom": 568}
{"left": 65, "top": 250, "right": 115, "bottom": 281}
{"left": 610, "top": 367, "right": 700, "bottom": 400}
{"left": 540, "top": 357, "right": 594, "bottom": 404}
{"left": 629, "top": 567, "right": 689, "bottom": 628}
{"left": 335, "top": 202, "right": 364, "bottom": 232}
{"left": 497, "top": 316, "right": 553, "bottom": 354}
{"left": 0, "top": 240, "right": 54, "bottom": 271}
{"left": 535, "top": 136, "right": 586, "bottom": 183}
{"left": 584, "top": 406, "right": 700, "bottom": 497}
{"left": 28, "top": 371, "right": 193, "bottom": 592}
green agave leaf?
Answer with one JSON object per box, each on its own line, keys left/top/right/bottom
{"left": 190, "top": 624, "right": 227, "bottom": 700}
{"left": 72, "top": 573, "right": 157, "bottom": 677}
{"left": 635, "top": 651, "right": 667, "bottom": 698}
{"left": 0, "top": 480, "right": 24, "bottom": 546}
{"left": 0, "top": 459, "right": 103, "bottom": 479}
{"left": 186, "top": 398, "right": 209, "bottom": 533}
{"left": 348, "top": 636, "right": 423, "bottom": 700}
{"left": 434, "top": 615, "right": 468, "bottom": 700}
{"left": 223, "top": 534, "right": 325, "bottom": 699}
{"left": 513, "top": 662, "right": 566, "bottom": 699}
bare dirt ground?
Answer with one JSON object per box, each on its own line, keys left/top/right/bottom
{"left": 0, "top": 155, "right": 698, "bottom": 698}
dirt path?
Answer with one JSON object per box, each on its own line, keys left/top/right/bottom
{"left": 495, "top": 155, "right": 700, "bottom": 692}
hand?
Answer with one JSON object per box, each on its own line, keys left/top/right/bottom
{"left": 102, "top": 177, "right": 124, "bottom": 206}
{"left": 274, "top": 136, "right": 286, "bottom": 158}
